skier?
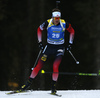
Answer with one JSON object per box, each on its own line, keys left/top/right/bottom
{"left": 20, "top": 8, "right": 75, "bottom": 94}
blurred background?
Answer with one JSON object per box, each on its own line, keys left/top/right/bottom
{"left": 0, "top": 0, "right": 100, "bottom": 91}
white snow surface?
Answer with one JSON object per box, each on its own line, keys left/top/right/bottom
{"left": 1, "top": 90, "right": 100, "bottom": 98}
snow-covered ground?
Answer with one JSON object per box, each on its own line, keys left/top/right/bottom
{"left": 1, "top": 90, "right": 100, "bottom": 98}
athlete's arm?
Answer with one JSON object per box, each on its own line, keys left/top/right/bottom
{"left": 66, "top": 23, "right": 75, "bottom": 44}
{"left": 37, "top": 21, "right": 48, "bottom": 42}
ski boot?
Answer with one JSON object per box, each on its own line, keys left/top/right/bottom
{"left": 51, "top": 80, "right": 57, "bottom": 94}
{"left": 20, "top": 77, "right": 34, "bottom": 91}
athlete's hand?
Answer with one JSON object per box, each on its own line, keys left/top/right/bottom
{"left": 67, "top": 43, "right": 72, "bottom": 51}
{"left": 38, "top": 42, "right": 44, "bottom": 50}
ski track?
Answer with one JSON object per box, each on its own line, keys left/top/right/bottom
{"left": 1, "top": 90, "right": 100, "bottom": 98}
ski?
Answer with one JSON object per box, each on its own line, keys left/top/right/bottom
{"left": 49, "top": 93, "right": 62, "bottom": 97}
{"left": 6, "top": 90, "right": 28, "bottom": 95}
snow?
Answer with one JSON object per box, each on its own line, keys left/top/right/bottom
{"left": 1, "top": 90, "right": 100, "bottom": 98}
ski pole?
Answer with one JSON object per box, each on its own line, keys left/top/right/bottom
{"left": 68, "top": 50, "right": 79, "bottom": 64}
{"left": 31, "top": 49, "right": 42, "bottom": 70}
{"left": 41, "top": 70, "right": 98, "bottom": 76}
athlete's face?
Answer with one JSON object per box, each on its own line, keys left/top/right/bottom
{"left": 53, "top": 17, "right": 60, "bottom": 25}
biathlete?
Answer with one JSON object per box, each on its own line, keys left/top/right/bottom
{"left": 20, "top": 8, "right": 75, "bottom": 94}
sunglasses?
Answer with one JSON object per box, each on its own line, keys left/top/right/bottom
{"left": 53, "top": 17, "right": 60, "bottom": 20}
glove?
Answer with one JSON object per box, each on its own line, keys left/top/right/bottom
{"left": 38, "top": 42, "right": 44, "bottom": 50}
{"left": 67, "top": 43, "right": 72, "bottom": 51}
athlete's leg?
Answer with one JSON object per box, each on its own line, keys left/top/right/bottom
{"left": 30, "top": 45, "right": 48, "bottom": 78}
{"left": 51, "top": 46, "right": 65, "bottom": 94}
{"left": 52, "top": 55, "right": 62, "bottom": 81}
{"left": 20, "top": 45, "right": 49, "bottom": 91}
{"left": 20, "top": 56, "right": 45, "bottom": 91}
{"left": 51, "top": 55, "right": 62, "bottom": 94}
{"left": 20, "top": 54, "right": 47, "bottom": 91}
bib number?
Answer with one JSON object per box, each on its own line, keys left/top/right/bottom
{"left": 52, "top": 33, "right": 60, "bottom": 38}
